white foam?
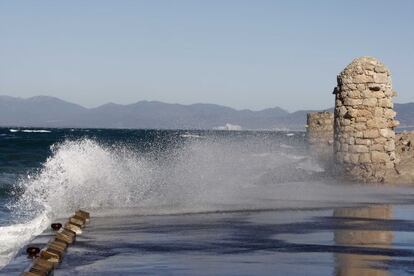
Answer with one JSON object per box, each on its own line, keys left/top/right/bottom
{"left": 8, "top": 129, "right": 51, "bottom": 133}
{"left": 21, "top": 129, "right": 51, "bottom": 133}
{"left": 180, "top": 134, "right": 204, "bottom": 139}
{"left": 214, "top": 123, "right": 242, "bottom": 131}
{"left": 0, "top": 211, "right": 50, "bottom": 268}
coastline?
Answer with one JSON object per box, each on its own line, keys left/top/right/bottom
{"left": 3, "top": 201, "right": 414, "bottom": 275}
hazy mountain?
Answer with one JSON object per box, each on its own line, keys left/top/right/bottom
{"left": 0, "top": 95, "right": 412, "bottom": 130}
{"left": 0, "top": 96, "right": 87, "bottom": 126}
{"left": 395, "top": 103, "right": 414, "bottom": 128}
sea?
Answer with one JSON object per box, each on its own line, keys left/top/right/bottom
{"left": 1, "top": 127, "right": 414, "bottom": 275}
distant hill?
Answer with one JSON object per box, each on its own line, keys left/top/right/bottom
{"left": 0, "top": 95, "right": 412, "bottom": 130}
{"left": 395, "top": 103, "right": 414, "bottom": 129}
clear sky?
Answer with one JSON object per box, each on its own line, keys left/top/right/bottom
{"left": 0, "top": 0, "right": 413, "bottom": 112}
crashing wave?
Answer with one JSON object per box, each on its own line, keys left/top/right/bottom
{"left": 214, "top": 123, "right": 242, "bottom": 131}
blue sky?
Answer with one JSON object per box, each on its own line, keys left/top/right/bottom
{"left": 0, "top": 0, "right": 413, "bottom": 111}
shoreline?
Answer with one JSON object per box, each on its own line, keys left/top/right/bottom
{"left": 3, "top": 200, "right": 414, "bottom": 275}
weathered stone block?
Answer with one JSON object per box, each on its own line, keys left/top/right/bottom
{"left": 353, "top": 74, "right": 373, "bottom": 83}
{"left": 374, "top": 66, "right": 387, "bottom": 73}
{"left": 363, "top": 129, "right": 379, "bottom": 139}
{"left": 338, "top": 106, "right": 347, "bottom": 116}
{"left": 354, "top": 123, "right": 367, "bottom": 131}
{"left": 385, "top": 161, "right": 395, "bottom": 169}
{"left": 384, "top": 140, "right": 395, "bottom": 152}
{"left": 383, "top": 109, "right": 396, "bottom": 118}
{"left": 357, "top": 109, "right": 373, "bottom": 118}
{"left": 378, "top": 99, "right": 393, "bottom": 108}
{"left": 379, "top": 128, "right": 395, "bottom": 138}
{"left": 355, "top": 131, "right": 364, "bottom": 138}
{"left": 371, "top": 151, "right": 388, "bottom": 163}
{"left": 356, "top": 117, "right": 367, "bottom": 122}
{"left": 343, "top": 119, "right": 351, "bottom": 126}
{"left": 366, "top": 119, "right": 377, "bottom": 128}
{"left": 349, "top": 145, "right": 369, "bottom": 153}
{"left": 372, "top": 91, "right": 385, "bottom": 98}
{"left": 350, "top": 154, "right": 360, "bottom": 164}
{"left": 374, "top": 107, "right": 383, "bottom": 117}
{"left": 362, "top": 98, "right": 377, "bottom": 106}
{"left": 348, "top": 137, "right": 355, "bottom": 145}
{"left": 371, "top": 144, "right": 385, "bottom": 151}
{"left": 355, "top": 138, "right": 370, "bottom": 145}
{"left": 387, "top": 120, "right": 399, "bottom": 128}
{"left": 374, "top": 137, "right": 387, "bottom": 144}
{"left": 347, "top": 90, "right": 362, "bottom": 98}
{"left": 373, "top": 73, "right": 388, "bottom": 84}
{"left": 359, "top": 153, "right": 371, "bottom": 163}
{"left": 344, "top": 98, "right": 363, "bottom": 106}
{"left": 357, "top": 84, "right": 366, "bottom": 91}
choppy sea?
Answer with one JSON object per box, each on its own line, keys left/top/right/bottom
{"left": 1, "top": 127, "right": 414, "bottom": 275}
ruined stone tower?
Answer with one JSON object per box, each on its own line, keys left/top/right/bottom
{"left": 333, "top": 57, "right": 399, "bottom": 182}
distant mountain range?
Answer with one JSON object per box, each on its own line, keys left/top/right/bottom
{"left": 0, "top": 95, "right": 413, "bottom": 130}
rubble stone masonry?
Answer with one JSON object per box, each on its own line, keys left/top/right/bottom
{"left": 333, "top": 57, "right": 399, "bottom": 182}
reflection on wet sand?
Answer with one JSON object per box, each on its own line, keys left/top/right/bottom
{"left": 334, "top": 205, "right": 393, "bottom": 276}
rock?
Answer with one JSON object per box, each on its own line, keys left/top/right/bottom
{"left": 359, "top": 153, "right": 371, "bottom": 163}
{"left": 344, "top": 98, "right": 363, "bottom": 106}
{"left": 374, "top": 66, "right": 387, "bottom": 73}
{"left": 362, "top": 98, "right": 377, "bottom": 106}
{"left": 353, "top": 74, "right": 373, "bottom": 83}
{"left": 380, "top": 128, "right": 395, "bottom": 138}
{"left": 371, "top": 151, "right": 388, "bottom": 163}
{"left": 363, "top": 129, "right": 379, "bottom": 139}
{"left": 384, "top": 140, "right": 396, "bottom": 152}
{"left": 373, "top": 73, "right": 389, "bottom": 83}
{"left": 349, "top": 145, "right": 369, "bottom": 153}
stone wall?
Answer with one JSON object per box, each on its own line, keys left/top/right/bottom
{"left": 386, "top": 132, "right": 414, "bottom": 183}
{"left": 333, "top": 57, "right": 399, "bottom": 182}
{"left": 306, "top": 112, "right": 334, "bottom": 165}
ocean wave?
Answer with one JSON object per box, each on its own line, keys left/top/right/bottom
{"left": 0, "top": 212, "right": 50, "bottom": 268}
{"left": 0, "top": 136, "right": 316, "bottom": 268}
{"left": 180, "top": 134, "right": 204, "bottom": 139}
{"left": 9, "top": 129, "right": 51, "bottom": 133}
{"left": 0, "top": 173, "right": 18, "bottom": 199}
